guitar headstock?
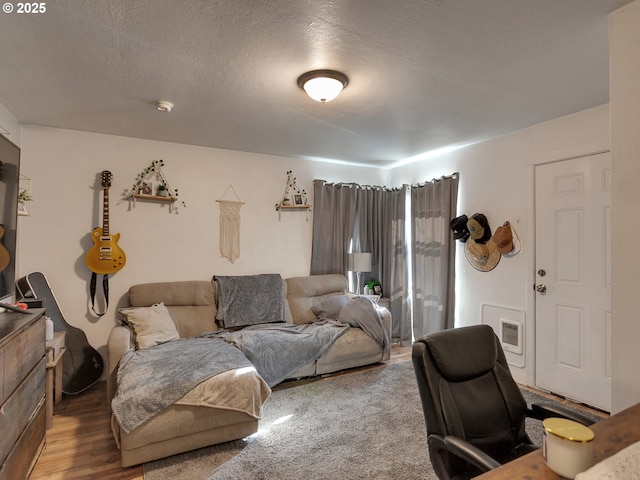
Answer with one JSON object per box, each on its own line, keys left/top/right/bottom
{"left": 101, "top": 170, "right": 113, "bottom": 188}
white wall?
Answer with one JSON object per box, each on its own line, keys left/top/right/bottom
{"left": 11, "top": 0, "right": 640, "bottom": 404}
{"left": 610, "top": 0, "right": 640, "bottom": 413}
{"left": 17, "top": 106, "right": 611, "bottom": 387}
{"left": 17, "top": 126, "right": 387, "bottom": 365}
{"left": 389, "top": 104, "right": 610, "bottom": 385}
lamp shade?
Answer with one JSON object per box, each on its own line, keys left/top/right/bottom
{"left": 297, "top": 70, "right": 349, "bottom": 103}
{"left": 348, "top": 252, "right": 372, "bottom": 273}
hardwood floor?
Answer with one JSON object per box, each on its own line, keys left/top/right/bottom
{"left": 29, "top": 345, "right": 604, "bottom": 479}
{"left": 29, "top": 381, "right": 143, "bottom": 480}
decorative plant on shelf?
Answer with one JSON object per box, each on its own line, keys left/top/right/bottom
{"left": 365, "top": 280, "right": 382, "bottom": 296}
{"left": 276, "top": 170, "right": 308, "bottom": 208}
{"left": 156, "top": 183, "right": 169, "bottom": 197}
{"left": 124, "top": 159, "right": 186, "bottom": 211}
{"left": 18, "top": 188, "right": 33, "bottom": 206}
{"left": 275, "top": 170, "right": 312, "bottom": 221}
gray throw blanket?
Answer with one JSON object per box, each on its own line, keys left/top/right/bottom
{"left": 112, "top": 337, "right": 253, "bottom": 433}
{"left": 338, "top": 297, "right": 390, "bottom": 351}
{"left": 204, "top": 320, "right": 349, "bottom": 387}
{"left": 214, "top": 274, "right": 285, "bottom": 328}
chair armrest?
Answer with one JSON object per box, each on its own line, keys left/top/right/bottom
{"left": 443, "top": 435, "right": 502, "bottom": 471}
{"left": 107, "top": 325, "right": 134, "bottom": 405}
{"left": 528, "top": 402, "right": 595, "bottom": 426}
{"left": 429, "top": 434, "right": 501, "bottom": 478}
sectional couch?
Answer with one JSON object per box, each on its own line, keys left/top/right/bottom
{"left": 107, "top": 274, "right": 391, "bottom": 466}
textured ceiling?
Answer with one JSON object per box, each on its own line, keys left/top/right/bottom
{"left": 0, "top": 0, "right": 632, "bottom": 166}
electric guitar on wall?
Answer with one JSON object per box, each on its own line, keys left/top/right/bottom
{"left": 85, "top": 170, "right": 126, "bottom": 274}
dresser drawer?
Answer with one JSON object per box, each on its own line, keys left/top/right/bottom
{"left": 1, "top": 319, "right": 45, "bottom": 399}
{"left": 0, "top": 398, "right": 45, "bottom": 480}
{"left": 0, "top": 357, "right": 45, "bottom": 462}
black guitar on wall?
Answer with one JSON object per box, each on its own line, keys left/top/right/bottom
{"left": 17, "top": 271, "right": 104, "bottom": 394}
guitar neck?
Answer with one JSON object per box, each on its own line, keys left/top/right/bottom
{"left": 102, "top": 187, "right": 110, "bottom": 237}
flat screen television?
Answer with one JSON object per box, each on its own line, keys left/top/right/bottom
{"left": 0, "top": 134, "right": 20, "bottom": 304}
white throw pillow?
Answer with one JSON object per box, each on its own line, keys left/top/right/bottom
{"left": 119, "top": 302, "right": 180, "bottom": 349}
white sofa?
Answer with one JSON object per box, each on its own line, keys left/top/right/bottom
{"left": 107, "top": 274, "right": 391, "bottom": 466}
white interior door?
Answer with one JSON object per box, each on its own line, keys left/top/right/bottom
{"left": 535, "top": 153, "right": 611, "bottom": 411}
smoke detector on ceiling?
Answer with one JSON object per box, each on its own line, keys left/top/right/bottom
{"left": 155, "top": 101, "right": 174, "bottom": 112}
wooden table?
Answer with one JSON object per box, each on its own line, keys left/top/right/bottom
{"left": 45, "top": 331, "right": 66, "bottom": 430}
{"left": 476, "top": 402, "right": 640, "bottom": 479}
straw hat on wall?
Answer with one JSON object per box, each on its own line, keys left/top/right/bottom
{"left": 465, "top": 238, "right": 501, "bottom": 272}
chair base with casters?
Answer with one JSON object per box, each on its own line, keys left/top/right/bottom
{"left": 412, "top": 324, "right": 594, "bottom": 480}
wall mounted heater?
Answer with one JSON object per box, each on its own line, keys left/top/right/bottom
{"left": 500, "top": 318, "right": 523, "bottom": 355}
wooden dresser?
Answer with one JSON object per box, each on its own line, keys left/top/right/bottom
{"left": 0, "top": 309, "right": 46, "bottom": 480}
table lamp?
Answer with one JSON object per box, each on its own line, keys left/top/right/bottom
{"left": 348, "top": 252, "right": 372, "bottom": 294}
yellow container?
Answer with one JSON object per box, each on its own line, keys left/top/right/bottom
{"left": 543, "top": 418, "right": 595, "bottom": 479}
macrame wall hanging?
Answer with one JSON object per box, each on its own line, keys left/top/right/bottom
{"left": 216, "top": 185, "right": 244, "bottom": 263}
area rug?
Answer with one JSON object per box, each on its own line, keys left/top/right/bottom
{"left": 143, "top": 361, "right": 600, "bottom": 480}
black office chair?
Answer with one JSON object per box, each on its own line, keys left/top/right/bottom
{"left": 412, "top": 324, "right": 594, "bottom": 480}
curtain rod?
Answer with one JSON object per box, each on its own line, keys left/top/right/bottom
{"left": 313, "top": 180, "right": 403, "bottom": 191}
{"left": 314, "top": 172, "right": 458, "bottom": 191}
{"left": 410, "top": 172, "right": 459, "bottom": 188}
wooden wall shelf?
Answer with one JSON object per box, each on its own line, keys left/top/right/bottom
{"left": 275, "top": 205, "right": 312, "bottom": 210}
{"left": 131, "top": 194, "right": 177, "bottom": 203}
{"left": 275, "top": 171, "right": 310, "bottom": 220}
{"left": 275, "top": 204, "right": 312, "bottom": 221}
{"left": 124, "top": 160, "right": 184, "bottom": 211}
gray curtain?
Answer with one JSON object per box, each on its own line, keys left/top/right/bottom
{"left": 351, "top": 185, "right": 383, "bottom": 286}
{"left": 310, "top": 180, "right": 357, "bottom": 276}
{"left": 311, "top": 181, "right": 389, "bottom": 283}
{"left": 311, "top": 175, "right": 458, "bottom": 345}
{"left": 410, "top": 174, "right": 459, "bottom": 339}
{"left": 382, "top": 185, "right": 410, "bottom": 345}
{"left": 351, "top": 185, "right": 410, "bottom": 344}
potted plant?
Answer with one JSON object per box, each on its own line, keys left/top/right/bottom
{"left": 156, "top": 183, "right": 169, "bottom": 197}
{"left": 365, "top": 280, "right": 381, "bottom": 296}
{"left": 18, "top": 188, "right": 32, "bottom": 208}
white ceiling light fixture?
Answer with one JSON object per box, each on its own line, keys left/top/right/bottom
{"left": 297, "top": 70, "right": 349, "bottom": 103}
{"left": 155, "top": 100, "right": 174, "bottom": 112}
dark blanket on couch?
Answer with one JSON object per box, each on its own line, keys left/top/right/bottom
{"left": 214, "top": 273, "right": 285, "bottom": 328}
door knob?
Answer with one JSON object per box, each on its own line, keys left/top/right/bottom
{"left": 536, "top": 284, "right": 547, "bottom": 294}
